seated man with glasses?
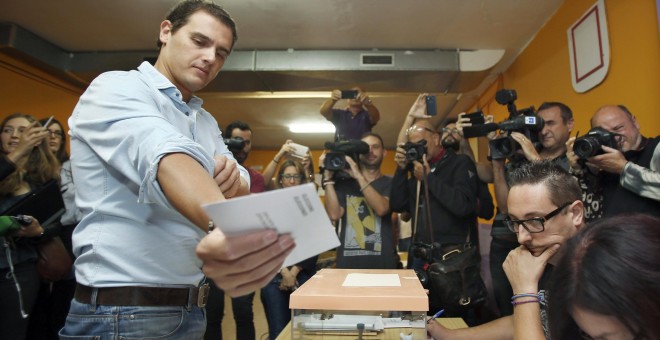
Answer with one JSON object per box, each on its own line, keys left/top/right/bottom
{"left": 427, "top": 159, "right": 586, "bottom": 340}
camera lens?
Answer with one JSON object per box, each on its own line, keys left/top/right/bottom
{"left": 574, "top": 137, "right": 598, "bottom": 159}
{"left": 406, "top": 148, "right": 419, "bottom": 162}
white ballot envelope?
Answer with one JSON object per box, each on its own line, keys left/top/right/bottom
{"left": 202, "top": 183, "right": 340, "bottom": 267}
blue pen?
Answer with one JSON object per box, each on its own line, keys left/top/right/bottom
{"left": 427, "top": 309, "right": 445, "bottom": 323}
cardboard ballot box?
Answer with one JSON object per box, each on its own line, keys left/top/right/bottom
{"left": 289, "top": 269, "right": 429, "bottom": 339}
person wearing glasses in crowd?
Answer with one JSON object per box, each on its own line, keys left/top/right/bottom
{"left": 427, "top": 160, "right": 585, "bottom": 340}
{"left": 548, "top": 213, "right": 660, "bottom": 340}
{"left": 262, "top": 139, "right": 315, "bottom": 190}
{"left": 0, "top": 113, "right": 57, "bottom": 340}
{"left": 487, "top": 102, "right": 575, "bottom": 317}
{"left": 260, "top": 159, "right": 318, "bottom": 339}
{"left": 391, "top": 94, "right": 479, "bottom": 273}
{"left": 321, "top": 132, "right": 397, "bottom": 269}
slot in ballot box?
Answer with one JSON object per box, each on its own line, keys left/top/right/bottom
{"left": 288, "top": 269, "right": 428, "bottom": 339}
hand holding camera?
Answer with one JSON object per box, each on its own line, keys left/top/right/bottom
{"left": 407, "top": 94, "right": 433, "bottom": 119}
{"left": 331, "top": 89, "right": 342, "bottom": 101}
{"left": 509, "top": 132, "right": 542, "bottom": 162}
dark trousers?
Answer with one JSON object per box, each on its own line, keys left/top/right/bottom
{"left": 204, "top": 280, "right": 255, "bottom": 340}
{"left": 489, "top": 237, "right": 519, "bottom": 317}
{"left": 0, "top": 261, "right": 40, "bottom": 340}
{"left": 26, "top": 278, "right": 77, "bottom": 340}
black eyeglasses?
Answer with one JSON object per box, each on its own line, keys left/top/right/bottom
{"left": 47, "top": 130, "right": 64, "bottom": 139}
{"left": 505, "top": 202, "right": 573, "bottom": 234}
{"left": 282, "top": 174, "right": 303, "bottom": 181}
{"left": 406, "top": 126, "right": 436, "bottom": 135}
{"left": 441, "top": 127, "right": 460, "bottom": 135}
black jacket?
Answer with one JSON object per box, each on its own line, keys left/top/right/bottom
{"left": 390, "top": 148, "right": 479, "bottom": 246}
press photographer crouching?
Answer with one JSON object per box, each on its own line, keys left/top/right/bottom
{"left": 390, "top": 96, "right": 483, "bottom": 324}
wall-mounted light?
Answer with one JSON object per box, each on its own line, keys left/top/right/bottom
{"left": 288, "top": 122, "right": 336, "bottom": 133}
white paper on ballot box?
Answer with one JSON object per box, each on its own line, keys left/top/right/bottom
{"left": 202, "top": 183, "right": 340, "bottom": 267}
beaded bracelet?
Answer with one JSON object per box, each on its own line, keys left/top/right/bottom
{"left": 512, "top": 299, "right": 540, "bottom": 306}
{"left": 511, "top": 293, "right": 539, "bottom": 301}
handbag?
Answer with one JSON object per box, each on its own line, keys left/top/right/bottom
{"left": 426, "top": 242, "right": 488, "bottom": 314}
{"left": 36, "top": 235, "right": 72, "bottom": 282}
{"left": 410, "top": 178, "right": 487, "bottom": 314}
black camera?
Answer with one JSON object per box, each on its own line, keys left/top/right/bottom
{"left": 463, "top": 89, "right": 543, "bottom": 160}
{"left": 573, "top": 127, "right": 620, "bottom": 160}
{"left": 323, "top": 140, "right": 369, "bottom": 179}
{"left": 462, "top": 111, "right": 485, "bottom": 125}
{"left": 402, "top": 140, "right": 427, "bottom": 163}
{"left": 224, "top": 137, "right": 245, "bottom": 152}
{"left": 411, "top": 241, "right": 440, "bottom": 264}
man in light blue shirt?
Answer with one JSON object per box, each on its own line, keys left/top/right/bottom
{"left": 61, "top": 1, "right": 295, "bottom": 338}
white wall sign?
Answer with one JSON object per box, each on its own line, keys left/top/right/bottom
{"left": 567, "top": 0, "right": 610, "bottom": 93}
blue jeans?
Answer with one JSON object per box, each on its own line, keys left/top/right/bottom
{"left": 59, "top": 299, "right": 206, "bottom": 340}
{"left": 260, "top": 272, "right": 314, "bottom": 340}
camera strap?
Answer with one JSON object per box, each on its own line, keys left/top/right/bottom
{"left": 410, "top": 166, "right": 435, "bottom": 248}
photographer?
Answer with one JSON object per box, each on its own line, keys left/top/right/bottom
{"left": 320, "top": 133, "right": 396, "bottom": 269}
{"left": 224, "top": 120, "right": 265, "bottom": 193}
{"left": 320, "top": 87, "right": 380, "bottom": 141}
{"left": 566, "top": 105, "right": 659, "bottom": 218}
{"left": 390, "top": 94, "right": 479, "bottom": 273}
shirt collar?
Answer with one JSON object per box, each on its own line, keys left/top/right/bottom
{"left": 137, "top": 61, "right": 204, "bottom": 111}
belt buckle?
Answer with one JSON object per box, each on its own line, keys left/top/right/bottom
{"left": 197, "top": 283, "right": 210, "bottom": 308}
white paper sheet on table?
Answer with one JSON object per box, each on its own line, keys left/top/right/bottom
{"left": 201, "top": 183, "right": 340, "bottom": 267}
{"left": 342, "top": 273, "right": 401, "bottom": 287}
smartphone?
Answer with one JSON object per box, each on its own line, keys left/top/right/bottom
{"left": 463, "top": 111, "right": 485, "bottom": 124}
{"left": 425, "top": 95, "right": 437, "bottom": 116}
{"left": 341, "top": 90, "right": 358, "bottom": 99}
{"left": 43, "top": 115, "right": 55, "bottom": 128}
{"left": 289, "top": 143, "right": 309, "bottom": 159}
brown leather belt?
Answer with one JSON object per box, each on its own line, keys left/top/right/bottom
{"left": 74, "top": 283, "right": 210, "bottom": 308}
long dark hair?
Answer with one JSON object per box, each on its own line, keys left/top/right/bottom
{"left": 548, "top": 214, "right": 660, "bottom": 339}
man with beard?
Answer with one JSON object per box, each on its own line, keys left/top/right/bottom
{"left": 439, "top": 118, "right": 494, "bottom": 221}
{"left": 321, "top": 133, "right": 397, "bottom": 269}
{"left": 224, "top": 120, "right": 265, "bottom": 193}
{"left": 391, "top": 95, "right": 480, "bottom": 274}
{"left": 566, "top": 105, "right": 659, "bottom": 218}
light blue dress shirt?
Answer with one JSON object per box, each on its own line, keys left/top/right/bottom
{"left": 69, "top": 61, "right": 248, "bottom": 287}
